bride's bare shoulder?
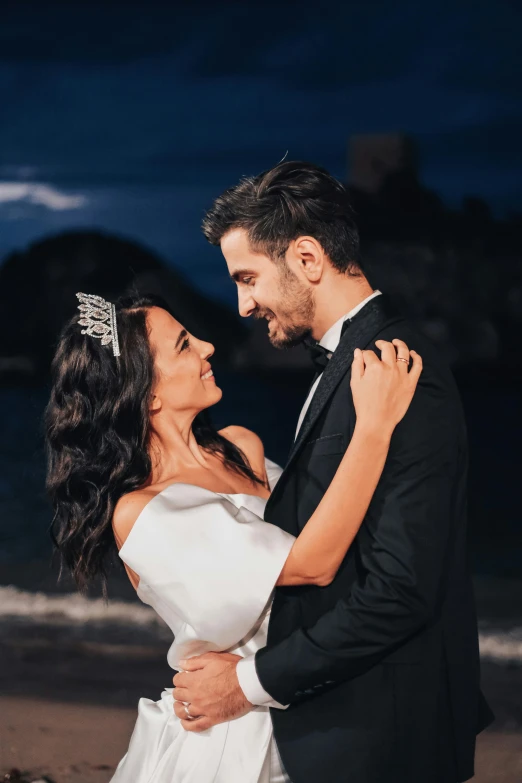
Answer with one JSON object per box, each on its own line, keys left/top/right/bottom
{"left": 219, "top": 425, "right": 264, "bottom": 456}
{"left": 112, "top": 488, "right": 157, "bottom": 549}
{"left": 219, "top": 426, "right": 266, "bottom": 475}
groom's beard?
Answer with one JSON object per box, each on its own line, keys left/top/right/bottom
{"left": 255, "top": 266, "right": 315, "bottom": 349}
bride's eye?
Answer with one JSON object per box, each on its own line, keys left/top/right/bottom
{"left": 180, "top": 338, "right": 190, "bottom": 353}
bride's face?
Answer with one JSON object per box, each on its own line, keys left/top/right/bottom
{"left": 146, "top": 307, "right": 222, "bottom": 417}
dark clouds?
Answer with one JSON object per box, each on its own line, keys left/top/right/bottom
{"left": 0, "top": 0, "right": 521, "bottom": 210}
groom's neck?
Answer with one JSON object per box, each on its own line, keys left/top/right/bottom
{"left": 311, "top": 276, "right": 374, "bottom": 341}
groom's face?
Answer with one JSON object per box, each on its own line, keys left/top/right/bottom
{"left": 221, "top": 228, "right": 315, "bottom": 349}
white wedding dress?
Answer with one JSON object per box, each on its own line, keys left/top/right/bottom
{"left": 112, "top": 460, "right": 295, "bottom": 783}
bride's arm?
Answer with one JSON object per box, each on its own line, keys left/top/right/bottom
{"left": 277, "top": 339, "right": 422, "bottom": 588}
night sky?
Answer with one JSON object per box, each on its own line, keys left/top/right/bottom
{"left": 1, "top": 0, "right": 521, "bottom": 301}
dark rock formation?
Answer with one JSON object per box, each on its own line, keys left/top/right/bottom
{"left": 0, "top": 230, "right": 246, "bottom": 380}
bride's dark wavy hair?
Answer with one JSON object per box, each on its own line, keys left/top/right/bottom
{"left": 46, "top": 293, "right": 263, "bottom": 594}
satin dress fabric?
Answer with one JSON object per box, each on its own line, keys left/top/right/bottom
{"left": 111, "top": 460, "right": 295, "bottom": 783}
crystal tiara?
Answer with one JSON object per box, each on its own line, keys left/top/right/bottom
{"left": 76, "top": 292, "right": 121, "bottom": 357}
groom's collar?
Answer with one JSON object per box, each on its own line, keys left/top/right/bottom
{"left": 318, "top": 290, "right": 382, "bottom": 355}
{"left": 265, "top": 293, "right": 403, "bottom": 514}
{"left": 289, "top": 294, "right": 403, "bottom": 467}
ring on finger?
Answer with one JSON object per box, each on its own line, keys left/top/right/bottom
{"left": 184, "top": 702, "right": 203, "bottom": 721}
{"left": 184, "top": 703, "right": 196, "bottom": 721}
{"left": 397, "top": 357, "right": 409, "bottom": 364}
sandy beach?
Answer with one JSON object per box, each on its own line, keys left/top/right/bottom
{"left": 1, "top": 697, "right": 135, "bottom": 783}
{"left": 1, "top": 694, "right": 521, "bottom": 783}
{"left": 1, "top": 648, "right": 521, "bottom": 782}
{"left": 2, "top": 696, "right": 522, "bottom": 783}
{"left": 1, "top": 572, "right": 521, "bottom": 782}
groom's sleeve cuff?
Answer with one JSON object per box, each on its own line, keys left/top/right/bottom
{"left": 236, "top": 654, "right": 289, "bottom": 710}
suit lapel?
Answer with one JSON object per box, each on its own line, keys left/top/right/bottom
{"left": 265, "top": 296, "right": 403, "bottom": 516}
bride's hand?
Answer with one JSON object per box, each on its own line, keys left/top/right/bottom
{"left": 350, "top": 339, "right": 423, "bottom": 438}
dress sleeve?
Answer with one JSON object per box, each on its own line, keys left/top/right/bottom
{"left": 120, "top": 485, "right": 295, "bottom": 652}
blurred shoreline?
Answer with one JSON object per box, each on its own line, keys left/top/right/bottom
{"left": 1, "top": 576, "right": 522, "bottom": 667}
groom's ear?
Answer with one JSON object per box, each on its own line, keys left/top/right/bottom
{"left": 290, "top": 236, "right": 325, "bottom": 283}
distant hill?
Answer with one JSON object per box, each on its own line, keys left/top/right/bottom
{"left": 0, "top": 230, "right": 247, "bottom": 380}
{"left": 1, "top": 177, "right": 521, "bottom": 380}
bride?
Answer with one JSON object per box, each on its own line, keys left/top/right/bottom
{"left": 45, "top": 292, "right": 422, "bottom": 783}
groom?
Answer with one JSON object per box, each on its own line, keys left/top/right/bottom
{"left": 172, "top": 162, "right": 493, "bottom": 782}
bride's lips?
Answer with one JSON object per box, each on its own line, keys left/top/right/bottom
{"left": 201, "top": 367, "right": 215, "bottom": 382}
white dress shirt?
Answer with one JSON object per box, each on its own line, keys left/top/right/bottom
{"left": 294, "top": 290, "right": 382, "bottom": 437}
{"left": 236, "top": 290, "right": 382, "bottom": 712}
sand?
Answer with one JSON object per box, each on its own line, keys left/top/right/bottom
{"left": 1, "top": 572, "right": 521, "bottom": 781}
{"left": 1, "top": 693, "right": 521, "bottom": 783}
{"left": 1, "top": 696, "right": 136, "bottom": 783}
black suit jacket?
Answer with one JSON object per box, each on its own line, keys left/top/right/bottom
{"left": 257, "top": 296, "right": 493, "bottom": 783}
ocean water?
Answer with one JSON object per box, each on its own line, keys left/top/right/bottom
{"left": 1, "top": 584, "right": 520, "bottom": 667}
{"left": 0, "top": 375, "right": 520, "bottom": 569}
{"left": 0, "top": 376, "right": 520, "bottom": 669}
{"left": 0, "top": 372, "right": 308, "bottom": 564}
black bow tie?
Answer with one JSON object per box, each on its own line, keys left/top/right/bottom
{"left": 303, "top": 318, "right": 352, "bottom": 373}
{"left": 302, "top": 337, "right": 330, "bottom": 372}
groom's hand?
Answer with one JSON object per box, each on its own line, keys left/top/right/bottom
{"left": 172, "top": 652, "right": 253, "bottom": 732}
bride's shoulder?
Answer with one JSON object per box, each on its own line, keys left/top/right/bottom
{"left": 219, "top": 426, "right": 265, "bottom": 473}
{"left": 219, "top": 425, "right": 264, "bottom": 455}
{"left": 112, "top": 488, "right": 157, "bottom": 549}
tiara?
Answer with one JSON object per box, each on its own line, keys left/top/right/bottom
{"left": 76, "top": 293, "right": 121, "bottom": 357}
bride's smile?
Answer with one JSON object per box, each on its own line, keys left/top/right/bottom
{"left": 145, "top": 306, "right": 223, "bottom": 420}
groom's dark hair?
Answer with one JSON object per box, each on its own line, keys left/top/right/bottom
{"left": 202, "top": 161, "right": 362, "bottom": 275}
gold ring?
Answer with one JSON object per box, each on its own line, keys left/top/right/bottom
{"left": 397, "top": 357, "right": 409, "bottom": 364}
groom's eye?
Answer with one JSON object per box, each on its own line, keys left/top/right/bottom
{"left": 242, "top": 277, "right": 253, "bottom": 285}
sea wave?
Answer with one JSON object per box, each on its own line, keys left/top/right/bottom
{"left": 0, "top": 584, "right": 161, "bottom": 628}
{"left": 477, "top": 627, "right": 522, "bottom": 665}
{"left": 1, "top": 586, "right": 521, "bottom": 665}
